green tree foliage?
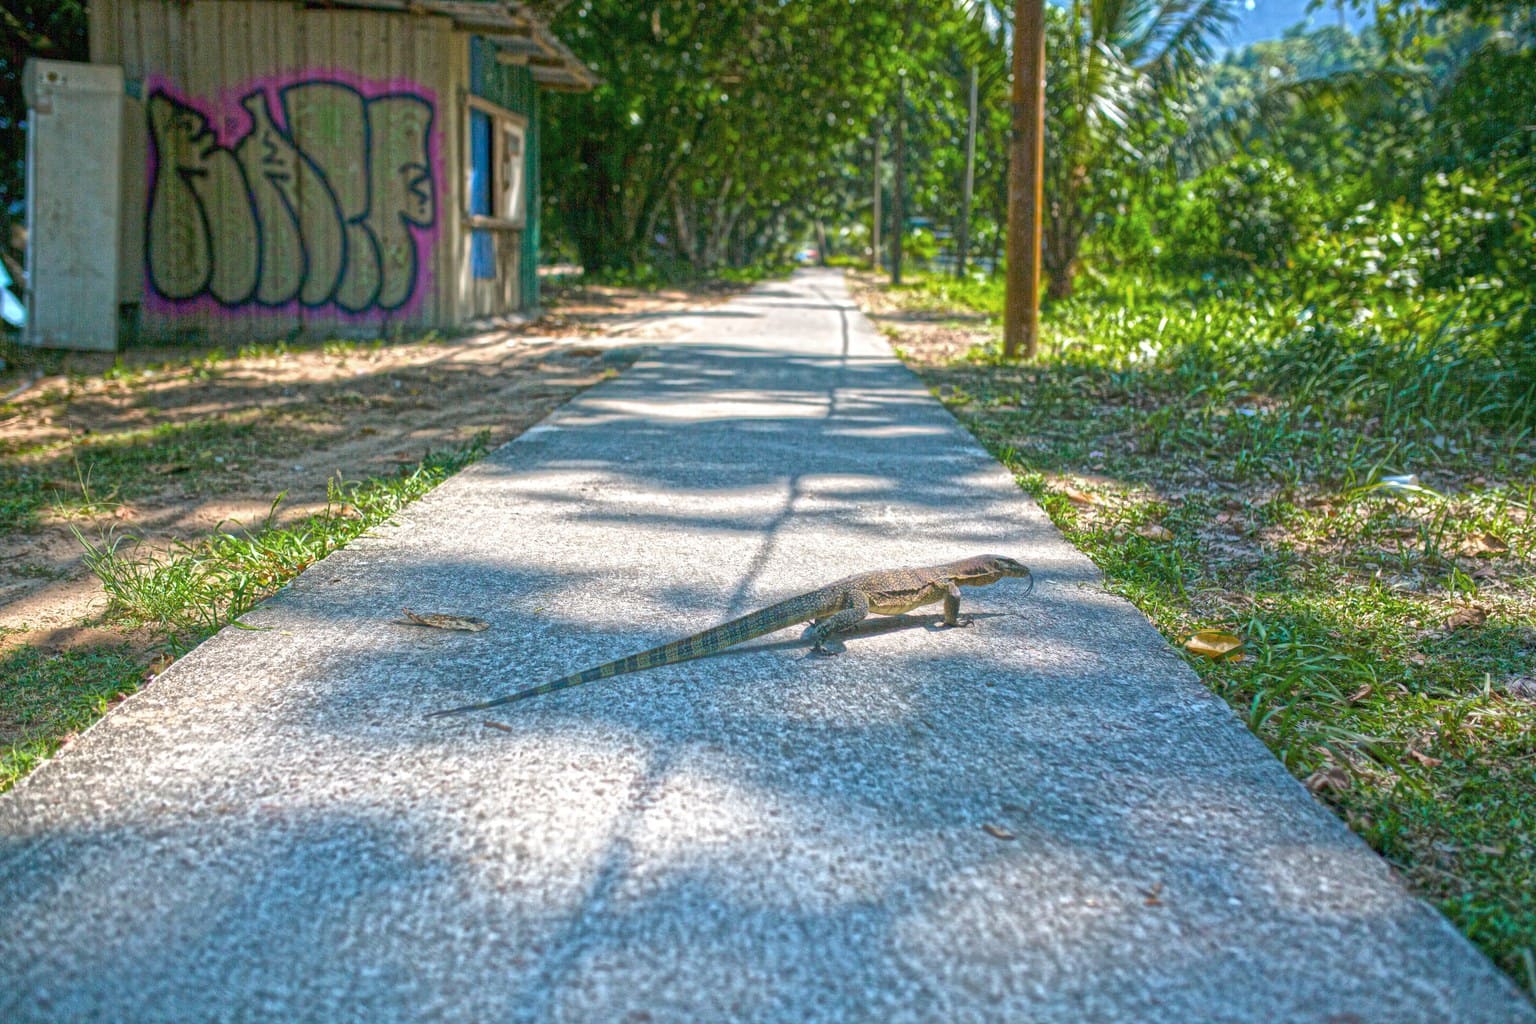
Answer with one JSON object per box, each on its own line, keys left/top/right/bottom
{"left": 1113, "top": 4, "right": 1535, "bottom": 430}
{"left": 540, "top": 1, "right": 1019, "bottom": 276}
{"left": 541, "top": 0, "right": 992, "bottom": 275}
{"left": 1035, "top": 0, "right": 1237, "bottom": 298}
{"left": 0, "top": 2, "right": 88, "bottom": 239}
{"left": 1167, "top": 154, "right": 1321, "bottom": 271}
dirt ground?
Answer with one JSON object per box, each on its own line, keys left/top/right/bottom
{"left": 0, "top": 281, "right": 728, "bottom": 659}
{"left": 844, "top": 270, "right": 995, "bottom": 366}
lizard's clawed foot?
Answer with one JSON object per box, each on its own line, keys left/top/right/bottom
{"left": 941, "top": 616, "right": 975, "bottom": 629}
{"left": 811, "top": 641, "right": 843, "bottom": 657}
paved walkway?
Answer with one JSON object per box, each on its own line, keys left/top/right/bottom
{"left": 2, "top": 270, "right": 1530, "bottom": 1022}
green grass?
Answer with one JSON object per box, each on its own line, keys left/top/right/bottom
{"left": 1, "top": 434, "right": 490, "bottom": 794}
{"left": 0, "top": 645, "right": 147, "bottom": 791}
{"left": 79, "top": 433, "right": 490, "bottom": 650}
{"left": 877, "top": 270, "right": 1536, "bottom": 996}
{"left": 0, "top": 413, "right": 302, "bottom": 531}
{"left": 572, "top": 259, "right": 796, "bottom": 291}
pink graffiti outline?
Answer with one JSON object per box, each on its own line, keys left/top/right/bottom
{"left": 144, "top": 69, "right": 444, "bottom": 324}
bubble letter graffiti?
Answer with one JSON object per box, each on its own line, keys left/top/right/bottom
{"left": 145, "top": 77, "right": 439, "bottom": 315}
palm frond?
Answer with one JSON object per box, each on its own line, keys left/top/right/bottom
{"left": 1141, "top": 0, "right": 1239, "bottom": 87}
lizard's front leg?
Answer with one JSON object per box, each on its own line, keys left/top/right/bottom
{"left": 810, "top": 589, "right": 870, "bottom": 655}
{"left": 940, "top": 582, "right": 973, "bottom": 628}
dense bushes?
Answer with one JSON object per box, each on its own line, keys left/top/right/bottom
{"left": 1167, "top": 155, "right": 1322, "bottom": 272}
{"left": 1097, "top": 125, "right": 1535, "bottom": 433}
{"left": 1290, "top": 164, "right": 1533, "bottom": 294}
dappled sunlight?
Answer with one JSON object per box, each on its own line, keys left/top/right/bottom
{"left": 4, "top": 271, "right": 1529, "bottom": 1019}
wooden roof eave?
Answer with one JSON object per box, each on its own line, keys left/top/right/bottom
{"left": 298, "top": 0, "right": 598, "bottom": 91}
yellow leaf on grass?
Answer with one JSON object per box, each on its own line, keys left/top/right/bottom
{"left": 1064, "top": 486, "right": 1099, "bottom": 506}
{"left": 402, "top": 608, "right": 490, "bottom": 632}
{"left": 1458, "top": 532, "right": 1508, "bottom": 558}
{"left": 1185, "top": 629, "right": 1243, "bottom": 660}
{"left": 1444, "top": 606, "right": 1488, "bottom": 631}
{"left": 1305, "top": 766, "right": 1350, "bottom": 794}
{"left": 1135, "top": 523, "right": 1173, "bottom": 541}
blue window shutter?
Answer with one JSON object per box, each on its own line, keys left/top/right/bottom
{"left": 469, "top": 109, "right": 496, "bottom": 279}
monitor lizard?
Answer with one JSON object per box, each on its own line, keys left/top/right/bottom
{"left": 428, "top": 554, "right": 1031, "bottom": 716}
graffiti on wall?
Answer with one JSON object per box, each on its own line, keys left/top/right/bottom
{"left": 146, "top": 76, "right": 438, "bottom": 314}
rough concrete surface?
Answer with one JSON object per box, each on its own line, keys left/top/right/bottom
{"left": 2, "top": 270, "right": 1531, "bottom": 1023}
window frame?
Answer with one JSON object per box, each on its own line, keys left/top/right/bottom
{"left": 463, "top": 96, "right": 528, "bottom": 230}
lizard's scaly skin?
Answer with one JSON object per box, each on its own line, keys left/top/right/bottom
{"left": 428, "top": 554, "right": 1031, "bottom": 716}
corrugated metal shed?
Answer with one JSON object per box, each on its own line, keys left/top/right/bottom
{"left": 87, "top": 0, "right": 591, "bottom": 343}
{"left": 307, "top": 1, "right": 598, "bottom": 92}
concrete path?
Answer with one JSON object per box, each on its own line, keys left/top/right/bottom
{"left": 2, "top": 270, "right": 1530, "bottom": 1022}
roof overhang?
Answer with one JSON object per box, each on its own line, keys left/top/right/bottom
{"left": 305, "top": 1, "right": 598, "bottom": 92}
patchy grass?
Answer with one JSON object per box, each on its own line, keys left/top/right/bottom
{"left": 0, "top": 645, "right": 148, "bottom": 791}
{"left": 0, "top": 281, "right": 691, "bottom": 796}
{"left": 860, "top": 270, "right": 1536, "bottom": 997}
{"left": 79, "top": 433, "right": 489, "bottom": 651}
{"left": 2, "top": 435, "right": 489, "bottom": 794}
{"left": 1, "top": 414, "right": 299, "bottom": 530}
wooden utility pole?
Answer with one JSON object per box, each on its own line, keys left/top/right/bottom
{"left": 957, "top": 64, "right": 978, "bottom": 278}
{"left": 871, "top": 128, "right": 883, "bottom": 271}
{"left": 890, "top": 74, "right": 907, "bottom": 286}
{"left": 1004, "top": 0, "right": 1045, "bottom": 359}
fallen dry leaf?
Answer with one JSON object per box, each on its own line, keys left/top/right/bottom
{"left": 1305, "top": 766, "right": 1351, "bottom": 794}
{"left": 1184, "top": 629, "right": 1244, "bottom": 660}
{"left": 1444, "top": 606, "right": 1488, "bottom": 631}
{"left": 1134, "top": 523, "right": 1174, "bottom": 541}
{"left": 1063, "top": 486, "right": 1099, "bottom": 507}
{"left": 482, "top": 720, "right": 515, "bottom": 733}
{"left": 143, "top": 653, "right": 175, "bottom": 680}
{"left": 1407, "top": 748, "right": 1443, "bottom": 768}
{"left": 1346, "top": 684, "right": 1372, "bottom": 704}
{"left": 1143, "top": 882, "right": 1165, "bottom": 906}
{"left": 1457, "top": 532, "right": 1508, "bottom": 558}
{"left": 1503, "top": 676, "right": 1536, "bottom": 702}
{"left": 981, "top": 823, "right": 1016, "bottom": 841}
{"left": 402, "top": 608, "right": 490, "bottom": 632}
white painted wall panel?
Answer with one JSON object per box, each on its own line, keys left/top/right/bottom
{"left": 23, "top": 60, "right": 124, "bottom": 351}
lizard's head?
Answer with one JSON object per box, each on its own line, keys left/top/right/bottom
{"left": 957, "top": 555, "right": 1032, "bottom": 586}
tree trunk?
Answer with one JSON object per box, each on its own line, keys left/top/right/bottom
{"left": 1004, "top": 0, "right": 1045, "bottom": 358}
{"left": 574, "top": 137, "right": 625, "bottom": 273}
{"left": 957, "top": 64, "right": 978, "bottom": 278}
{"left": 671, "top": 186, "right": 696, "bottom": 269}
{"left": 871, "top": 126, "right": 883, "bottom": 271}
{"left": 701, "top": 177, "right": 737, "bottom": 269}
{"left": 890, "top": 75, "right": 906, "bottom": 286}
{"left": 1044, "top": 163, "right": 1088, "bottom": 299}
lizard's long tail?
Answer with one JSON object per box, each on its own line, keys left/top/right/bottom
{"left": 427, "top": 591, "right": 826, "bottom": 717}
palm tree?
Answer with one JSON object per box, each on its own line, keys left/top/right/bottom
{"left": 992, "top": 0, "right": 1237, "bottom": 297}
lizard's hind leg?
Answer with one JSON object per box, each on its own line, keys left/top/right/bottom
{"left": 808, "top": 590, "right": 870, "bottom": 655}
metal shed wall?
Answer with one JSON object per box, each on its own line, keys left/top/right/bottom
{"left": 90, "top": 0, "right": 467, "bottom": 343}
{"left": 466, "top": 37, "right": 542, "bottom": 316}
